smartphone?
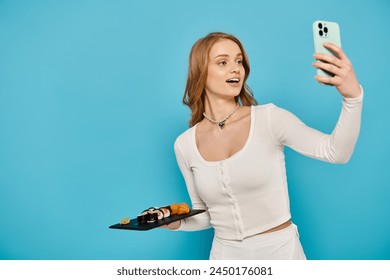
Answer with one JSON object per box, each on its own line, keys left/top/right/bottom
{"left": 313, "top": 20, "right": 341, "bottom": 79}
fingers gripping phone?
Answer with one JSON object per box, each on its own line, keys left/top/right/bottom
{"left": 313, "top": 20, "right": 341, "bottom": 78}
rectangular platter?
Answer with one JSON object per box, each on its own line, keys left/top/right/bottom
{"left": 109, "top": 209, "right": 205, "bottom": 231}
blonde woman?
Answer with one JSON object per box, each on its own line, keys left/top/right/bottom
{"left": 165, "top": 32, "right": 363, "bottom": 260}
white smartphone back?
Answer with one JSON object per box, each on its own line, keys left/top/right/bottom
{"left": 313, "top": 20, "right": 341, "bottom": 78}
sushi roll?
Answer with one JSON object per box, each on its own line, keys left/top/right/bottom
{"left": 137, "top": 212, "right": 148, "bottom": 224}
{"left": 143, "top": 207, "right": 156, "bottom": 214}
{"left": 160, "top": 207, "right": 171, "bottom": 218}
{"left": 152, "top": 209, "right": 164, "bottom": 220}
{"left": 146, "top": 212, "right": 158, "bottom": 223}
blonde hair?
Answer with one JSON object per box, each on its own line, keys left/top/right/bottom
{"left": 182, "top": 32, "right": 257, "bottom": 127}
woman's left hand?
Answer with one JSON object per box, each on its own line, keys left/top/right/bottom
{"left": 313, "top": 43, "right": 361, "bottom": 98}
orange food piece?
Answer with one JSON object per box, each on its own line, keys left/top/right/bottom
{"left": 178, "top": 203, "right": 190, "bottom": 214}
{"left": 170, "top": 203, "right": 179, "bottom": 215}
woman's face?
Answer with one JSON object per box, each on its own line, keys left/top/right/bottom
{"left": 205, "top": 39, "right": 245, "bottom": 100}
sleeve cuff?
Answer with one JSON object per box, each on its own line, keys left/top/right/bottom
{"left": 343, "top": 85, "right": 364, "bottom": 103}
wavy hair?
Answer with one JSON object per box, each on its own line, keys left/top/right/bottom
{"left": 182, "top": 32, "right": 257, "bottom": 127}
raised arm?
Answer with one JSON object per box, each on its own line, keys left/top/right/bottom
{"left": 269, "top": 44, "right": 363, "bottom": 163}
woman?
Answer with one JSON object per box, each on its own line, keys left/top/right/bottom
{"left": 164, "top": 32, "right": 363, "bottom": 260}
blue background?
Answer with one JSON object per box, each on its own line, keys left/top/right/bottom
{"left": 1, "top": 0, "right": 389, "bottom": 260}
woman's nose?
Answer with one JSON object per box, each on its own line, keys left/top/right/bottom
{"left": 230, "top": 64, "right": 240, "bottom": 73}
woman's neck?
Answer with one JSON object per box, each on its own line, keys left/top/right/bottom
{"left": 204, "top": 97, "right": 238, "bottom": 121}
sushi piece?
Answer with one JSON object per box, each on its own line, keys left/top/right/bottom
{"left": 146, "top": 212, "right": 158, "bottom": 223}
{"left": 152, "top": 209, "right": 164, "bottom": 220}
{"left": 170, "top": 203, "right": 179, "bottom": 215}
{"left": 137, "top": 212, "right": 148, "bottom": 224}
{"left": 142, "top": 207, "right": 157, "bottom": 214}
{"left": 178, "top": 203, "right": 190, "bottom": 214}
{"left": 160, "top": 207, "right": 171, "bottom": 218}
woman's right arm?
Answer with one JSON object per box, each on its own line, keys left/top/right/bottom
{"left": 167, "top": 138, "right": 212, "bottom": 231}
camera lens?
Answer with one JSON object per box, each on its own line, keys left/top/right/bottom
{"left": 324, "top": 27, "right": 328, "bottom": 33}
{"left": 319, "top": 30, "right": 323, "bottom": 36}
{"left": 318, "top": 23, "right": 323, "bottom": 29}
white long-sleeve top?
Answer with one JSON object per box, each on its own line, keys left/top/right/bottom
{"left": 174, "top": 91, "right": 363, "bottom": 240}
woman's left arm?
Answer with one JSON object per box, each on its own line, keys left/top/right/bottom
{"left": 268, "top": 44, "right": 364, "bottom": 163}
{"left": 312, "top": 42, "right": 362, "bottom": 98}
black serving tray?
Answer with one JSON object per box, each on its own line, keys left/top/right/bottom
{"left": 109, "top": 209, "right": 205, "bottom": 231}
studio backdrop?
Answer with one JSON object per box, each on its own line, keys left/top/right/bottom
{"left": 0, "top": 0, "right": 389, "bottom": 259}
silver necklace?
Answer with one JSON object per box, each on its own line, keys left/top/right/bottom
{"left": 203, "top": 103, "right": 239, "bottom": 129}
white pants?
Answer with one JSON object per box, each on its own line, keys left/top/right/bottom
{"left": 209, "top": 223, "right": 306, "bottom": 260}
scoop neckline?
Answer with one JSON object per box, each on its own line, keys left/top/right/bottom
{"left": 192, "top": 105, "right": 255, "bottom": 165}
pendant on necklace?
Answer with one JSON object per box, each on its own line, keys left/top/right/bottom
{"left": 218, "top": 122, "right": 225, "bottom": 129}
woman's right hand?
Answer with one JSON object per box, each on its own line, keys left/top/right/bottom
{"left": 160, "top": 220, "right": 181, "bottom": 230}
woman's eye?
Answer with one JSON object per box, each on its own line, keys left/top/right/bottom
{"left": 218, "top": 61, "right": 227, "bottom": 66}
{"left": 236, "top": 60, "right": 243, "bottom": 65}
